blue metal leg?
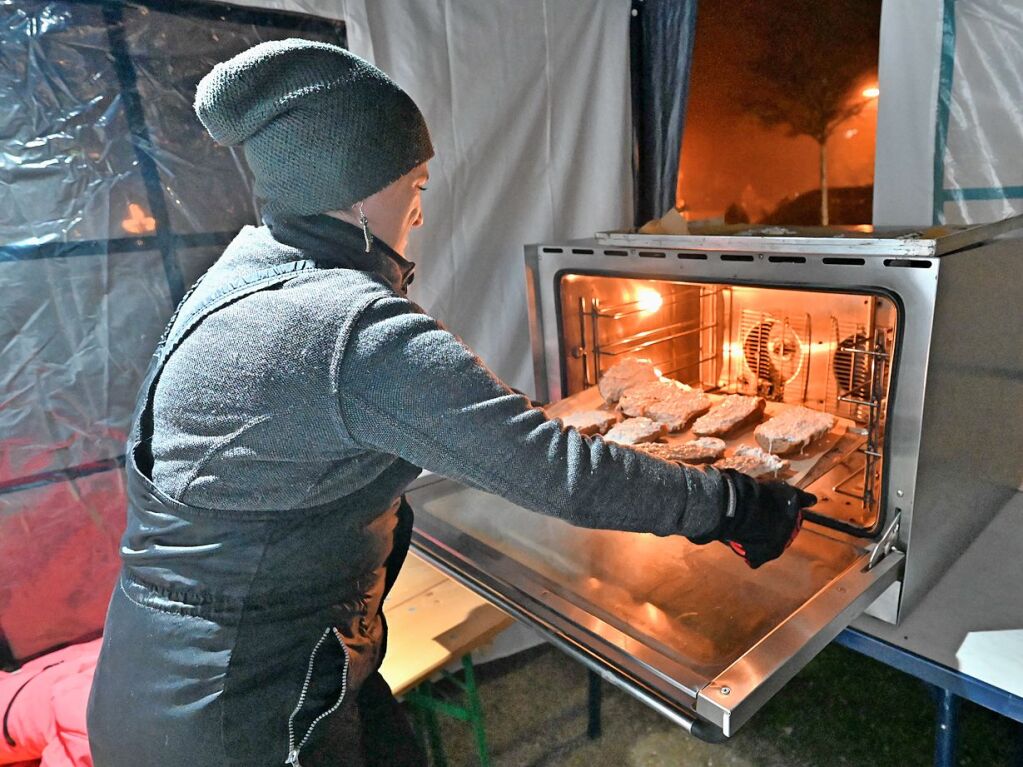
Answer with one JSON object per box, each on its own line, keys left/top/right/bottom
{"left": 933, "top": 686, "right": 961, "bottom": 767}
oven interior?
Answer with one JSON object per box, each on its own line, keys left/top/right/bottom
{"left": 557, "top": 274, "right": 900, "bottom": 535}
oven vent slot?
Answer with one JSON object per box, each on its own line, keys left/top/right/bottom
{"left": 677, "top": 253, "right": 708, "bottom": 260}
{"left": 603, "top": 249, "right": 628, "bottom": 257}
{"left": 541, "top": 247, "right": 563, "bottom": 253}
{"left": 721, "top": 254, "right": 755, "bottom": 262}
{"left": 639, "top": 251, "right": 666, "bottom": 258}
{"left": 822, "top": 257, "right": 865, "bottom": 266}
{"left": 768, "top": 256, "right": 806, "bottom": 264}
{"left": 884, "top": 258, "right": 932, "bottom": 268}
{"left": 572, "top": 248, "right": 594, "bottom": 255}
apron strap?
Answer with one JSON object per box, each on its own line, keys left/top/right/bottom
{"left": 130, "top": 259, "right": 318, "bottom": 477}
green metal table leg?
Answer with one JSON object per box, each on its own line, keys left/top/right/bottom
{"left": 462, "top": 654, "right": 491, "bottom": 767}
{"left": 404, "top": 654, "right": 493, "bottom": 767}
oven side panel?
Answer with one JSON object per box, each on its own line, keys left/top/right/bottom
{"left": 524, "top": 244, "right": 551, "bottom": 401}
{"left": 907, "top": 237, "right": 1023, "bottom": 616}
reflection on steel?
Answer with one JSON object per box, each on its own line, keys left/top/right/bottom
{"left": 694, "top": 550, "right": 903, "bottom": 735}
{"left": 408, "top": 479, "right": 901, "bottom": 739}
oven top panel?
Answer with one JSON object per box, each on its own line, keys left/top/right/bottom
{"left": 593, "top": 213, "right": 1023, "bottom": 257}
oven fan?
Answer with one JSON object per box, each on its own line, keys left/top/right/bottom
{"left": 833, "top": 332, "right": 871, "bottom": 395}
{"left": 742, "top": 320, "right": 805, "bottom": 398}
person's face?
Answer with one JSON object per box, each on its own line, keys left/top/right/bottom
{"left": 360, "top": 162, "right": 429, "bottom": 255}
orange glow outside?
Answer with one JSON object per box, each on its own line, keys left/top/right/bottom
{"left": 122, "top": 203, "right": 156, "bottom": 234}
{"left": 677, "top": 3, "right": 880, "bottom": 224}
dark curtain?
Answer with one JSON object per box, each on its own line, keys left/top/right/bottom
{"left": 631, "top": 0, "right": 699, "bottom": 226}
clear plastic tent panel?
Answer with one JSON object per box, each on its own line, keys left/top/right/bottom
{"left": 0, "top": 1, "right": 346, "bottom": 662}
{"left": 938, "top": 0, "right": 1023, "bottom": 224}
{"left": 0, "top": 4, "right": 148, "bottom": 245}
{"left": 0, "top": 250, "right": 172, "bottom": 476}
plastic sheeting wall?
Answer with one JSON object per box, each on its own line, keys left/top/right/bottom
{"left": 874, "top": 0, "right": 1023, "bottom": 226}
{"left": 0, "top": 1, "right": 346, "bottom": 663}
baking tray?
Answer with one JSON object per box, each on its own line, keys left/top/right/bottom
{"left": 545, "top": 386, "right": 861, "bottom": 489}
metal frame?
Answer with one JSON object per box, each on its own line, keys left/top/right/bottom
{"left": 835, "top": 628, "right": 1023, "bottom": 724}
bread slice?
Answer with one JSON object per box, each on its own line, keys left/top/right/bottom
{"left": 618, "top": 380, "right": 711, "bottom": 432}
{"left": 637, "top": 437, "right": 727, "bottom": 464}
{"left": 715, "top": 444, "right": 789, "bottom": 478}
{"left": 560, "top": 409, "right": 618, "bottom": 436}
{"left": 754, "top": 406, "right": 836, "bottom": 456}
{"left": 598, "top": 358, "right": 660, "bottom": 403}
{"left": 692, "top": 395, "right": 766, "bottom": 437}
{"left": 604, "top": 417, "right": 667, "bottom": 445}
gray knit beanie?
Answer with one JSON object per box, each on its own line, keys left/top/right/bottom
{"left": 194, "top": 38, "right": 434, "bottom": 216}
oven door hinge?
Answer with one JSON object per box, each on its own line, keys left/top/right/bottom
{"left": 867, "top": 510, "right": 902, "bottom": 570}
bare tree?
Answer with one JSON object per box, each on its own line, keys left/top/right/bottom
{"left": 738, "top": 0, "right": 880, "bottom": 225}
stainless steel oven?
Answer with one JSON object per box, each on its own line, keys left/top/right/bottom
{"left": 406, "top": 219, "right": 1023, "bottom": 738}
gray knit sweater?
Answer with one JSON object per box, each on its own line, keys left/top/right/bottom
{"left": 150, "top": 213, "right": 726, "bottom": 539}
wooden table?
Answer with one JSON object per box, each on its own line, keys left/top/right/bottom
{"left": 380, "top": 551, "right": 513, "bottom": 697}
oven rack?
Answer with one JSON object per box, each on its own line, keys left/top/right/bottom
{"left": 825, "top": 318, "right": 891, "bottom": 510}
{"left": 581, "top": 286, "right": 723, "bottom": 388}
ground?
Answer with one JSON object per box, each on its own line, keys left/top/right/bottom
{"left": 422, "top": 642, "right": 1018, "bottom": 767}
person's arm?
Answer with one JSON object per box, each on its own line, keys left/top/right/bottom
{"left": 335, "top": 295, "right": 727, "bottom": 540}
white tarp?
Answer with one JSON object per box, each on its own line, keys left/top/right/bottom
{"left": 226, "top": 0, "right": 635, "bottom": 394}
{"left": 874, "top": 0, "right": 1023, "bottom": 226}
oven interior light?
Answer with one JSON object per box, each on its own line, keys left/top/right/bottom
{"left": 636, "top": 287, "right": 663, "bottom": 313}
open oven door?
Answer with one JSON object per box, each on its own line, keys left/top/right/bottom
{"left": 405, "top": 475, "right": 903, "bottom": 739}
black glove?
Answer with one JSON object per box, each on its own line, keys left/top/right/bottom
{"left": 706, "top": 469, "right": 817, "bottom": 569}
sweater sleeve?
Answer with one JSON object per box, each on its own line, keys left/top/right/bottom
{"left": 335, "top": 295, "right": 726, "bottom": 539}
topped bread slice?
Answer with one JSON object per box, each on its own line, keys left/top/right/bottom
{"left": 754, "top": 406, "right": 836, "bottom": 456}
{"left": 715, "top": 444, "right": 789, "bottom": 478}
{"left": 598, "top": 358, "right": 660, "bottom": 403}
{"left": 604, "top": 417, "right": 667, "bottom": 445}
{"left": 560, "top": 409, "right": 618, "bottom": 436}
{"left": 637, "top": 437, "right": 726, "bottom": 464}
{"left": 619, "top": 379, "right": 712, "bottom": 432}
{"left": 692, "top": 394, "right": 766, "bottom": 436}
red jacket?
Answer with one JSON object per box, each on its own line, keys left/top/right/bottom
{"left": 1, "top": 639, "right": 99, "bottom": 767}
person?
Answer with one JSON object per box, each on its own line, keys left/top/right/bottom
{"left": 86, "top": 39, "right": 815, "bottom": 767}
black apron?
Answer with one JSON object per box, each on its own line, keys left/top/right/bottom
{"left": 87, "top": 260, "right": 424, "bottom": 767}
